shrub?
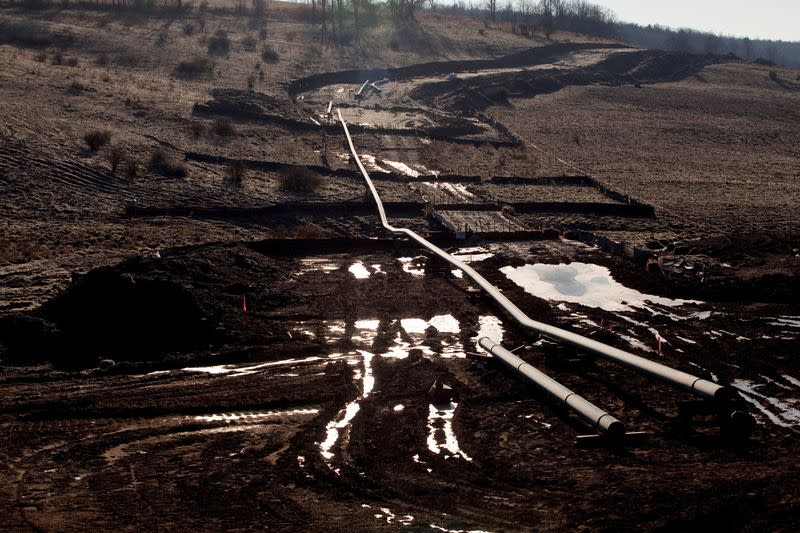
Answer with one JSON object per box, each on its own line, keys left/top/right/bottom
{"left": 67, "top": 80, "right": 90, "bottom": 94}
{"left": 64, "top": 56, "right": 79, "bottom": 67}
{"left": 769, "top": 70, "right": 779, "bottom": 82}
{"left": 212, "top": 118, "right": 236, "bottom": 137}
{"left": 258, "top": 27, "right": 267, "bottom": 40}
{"left": 225, "top": 160, "right": 246, "bottom": 185}
{"left": 241, "top": 35, "right": 257, "bottom": 51}
{"left": 261, "top": 44, "right": 279, "bottom": 63}
{"left": 149, "top": 148, "right": 188, "bottom": 178}
{"left": 125, "top": 157, "right": 138, "bottom": 179}
{"left": 207, "top": 30, "right": 231, "bottom": 57}
{"left": 183, "top": 22, "right": 195, "bottom": 36}
{"left": 51, "top": 52, "right": 64, "bottom": 65}
{"left": 115, "top": 50, "right": 147, "bottom": 68}
{"left": 188, "top": 121, "right": 206, "bottom": 138}
{"left": 33, "top": 51, "right": 47, "bottom": 62}
{"left": 277, "top": 167, "right": 321, "bottom": 193}
{"left": 174, "top": 56, "right": 215, "bottom": 79}
{"left": 95, "top": 52, "right": 109, "bottom": 66}
{"left": 108, "top": 146, "right": 125, "bottom": 173}
{"left": 84, "top": 130, "right": 111, "bottom": 151}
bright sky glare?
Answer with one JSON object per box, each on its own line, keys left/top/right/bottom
{"left": 598, "top": 1, "right": 798, "bottom": 42}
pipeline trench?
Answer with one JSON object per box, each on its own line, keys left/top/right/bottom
{"left": 2, "top": 42, "right": 799, "bottom": 533}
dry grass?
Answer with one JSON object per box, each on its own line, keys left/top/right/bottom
{"left": 174, "top": 56, "right": 215, "bottom": 79}
{"left": 224, "top": 160, "right": 247, "bottom": 185}
{"left": 108, "top": 146, "right": 126, "bottom": 174}
{"left": 277, "top": 167, "right": 321, "bottom": 193}
{"left": 84, "top": 130, "right": 111, "bottom": 151}
{"left": 149, "top": 148, "right": 188, "bottom": 179}
{"left": 207, "top": 29, "right": 231, "bottom": 57}
{"left": 212, "top": 117, "right": 236, "bottom": 137}
{"left": 260, "top": 44, "right": 279, "bottom": 63}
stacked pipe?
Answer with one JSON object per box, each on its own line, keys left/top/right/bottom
{"left": 480, "top": 337, "right": 625, "bottom": 439}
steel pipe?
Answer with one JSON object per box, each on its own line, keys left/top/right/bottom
{"left": 338, "top": 109, "right": 729, "bottom": 403}
{"left": 480, "top": 337, "right": 625, "bottom": 436}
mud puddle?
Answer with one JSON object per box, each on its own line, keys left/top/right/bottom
{"left": 427, "top": 402, "right": 473, "bottom": 461}
{"left": 501, "top": 262, "right": 701, "bottom": 313}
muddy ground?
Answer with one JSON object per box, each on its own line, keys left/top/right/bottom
{"left": 1, "top": 2, "right": 800, "bottom": 531}
{"left": 1, "top": 241, "right": 799, "bottom": 531}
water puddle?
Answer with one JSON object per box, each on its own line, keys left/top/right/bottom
{"left": 181, "top": 355, "right": 349, "bottom": 377}
{"left": 348, "top": 261, "right": 371, "bottom": 279}
{"left": 769, "top": 317, "right": 800, "bottom": 329}
{"left": 397, "top": 256, "right": 426, "bottom": 277}
{"left": 319, "top": 350, "right": 374, "bottom": 462}
{"left": 364, "top": 504, "right": 415, "bottom": 527}
{"left": 383, "top": 159, "right": 421, "bottom": 177}
{"left": 429, "top": 314, "right": 460, "bottom": 333}
{"left": 733, "top": 377, "right": 800, "bottom": 428}
{"left": 452, "top": 247, "right": 494, "bottom": 263}
{"left": 191, "top": 409, "right": 319, "bottom": 423}
{"left": 359, "top": 154, "right": 390, "bottom": 173}
{"left": 430, "top": 524, "right": 491, "bottom": 533}
{"left": 473, "top": 315, "right": 504, "bottom": 352}
{"left": 426, "top": 402, "right": 472, "bottom": 461}
{"left": 358, "top": 155, "right": 438, "bottom": 177}
{"left": 299, "top": 258, "right": 340, "bottom": 274}
{"left": 501, "top": 262, "right": 700, "bottom": 313}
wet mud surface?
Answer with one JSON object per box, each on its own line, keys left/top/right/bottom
{"left": 2, "top": 240, "right": 799, "bottom": 531}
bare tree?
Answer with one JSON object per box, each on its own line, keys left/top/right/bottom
{"left": 487, "top": 0, "right": 496, "bottom": 21}
{"left": 670, "top": 29, "right": 691, "bottom": 53}
{"left": 704, "top": 34, "right": 722, "bottom": 55}
{"left": 742, "top": 37, "right": 752, "bottom": 60}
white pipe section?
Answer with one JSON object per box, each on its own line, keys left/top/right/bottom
{"left": 480, "top": 337, "right": 624, "bottom": 436}
{"left": 356, "top": 80, "right": 370, "bottom": 96}
{"left": 338, "top": 109, "right": 728, "bottom": 402}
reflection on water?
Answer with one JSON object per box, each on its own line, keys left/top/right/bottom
{"left": 426, "top": 402, "right": 472, "bottom": 461}
{"left": 501, "top": 262, "right": 700, "bottom": 313}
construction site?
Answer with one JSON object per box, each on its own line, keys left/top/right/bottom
{"left": 0, "top": 1, "right": 799, "bottom": 531}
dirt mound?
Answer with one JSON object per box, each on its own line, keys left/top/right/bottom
{"left": 192, "top": 89, "right": 301, "bottom": 122}
{"left": 410, "top": 50, "right": 723, "bottom": 113}
{"left": 287, "top": 42, "right": 625, "bottom": 96}
{"left": 0, "top": 244, "right": 292, "bottom": 368}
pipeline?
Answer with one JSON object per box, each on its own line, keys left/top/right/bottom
{"left": 338, "top": 109, "right": 728, "bottom": 403}
{"left": 480, "top": 337, "right": 625, "bottom": 438}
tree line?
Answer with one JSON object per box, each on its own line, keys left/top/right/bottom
{"left": 617, "top": 23, "right": 800, "bottom": 69}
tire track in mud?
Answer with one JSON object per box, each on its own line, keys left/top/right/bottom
{"left": 6, "top": 408, "right": 323, "bottom": 530}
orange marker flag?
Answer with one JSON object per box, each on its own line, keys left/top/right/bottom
{"left": 242, "top": 294, "right": 247, "bottom": 313}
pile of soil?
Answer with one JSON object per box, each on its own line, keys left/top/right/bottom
{"left": 410, "top": 50, "right": 721, "bottom": 113}
{"left": 0, "top": 244, "right": 292, "bottom": 368}
{"left": 192, "top": 89, "right": 302, "bottom": 123}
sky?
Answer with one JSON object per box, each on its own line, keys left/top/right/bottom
{"left": 598, "top": 0, "right": 798, "bottom": 42}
